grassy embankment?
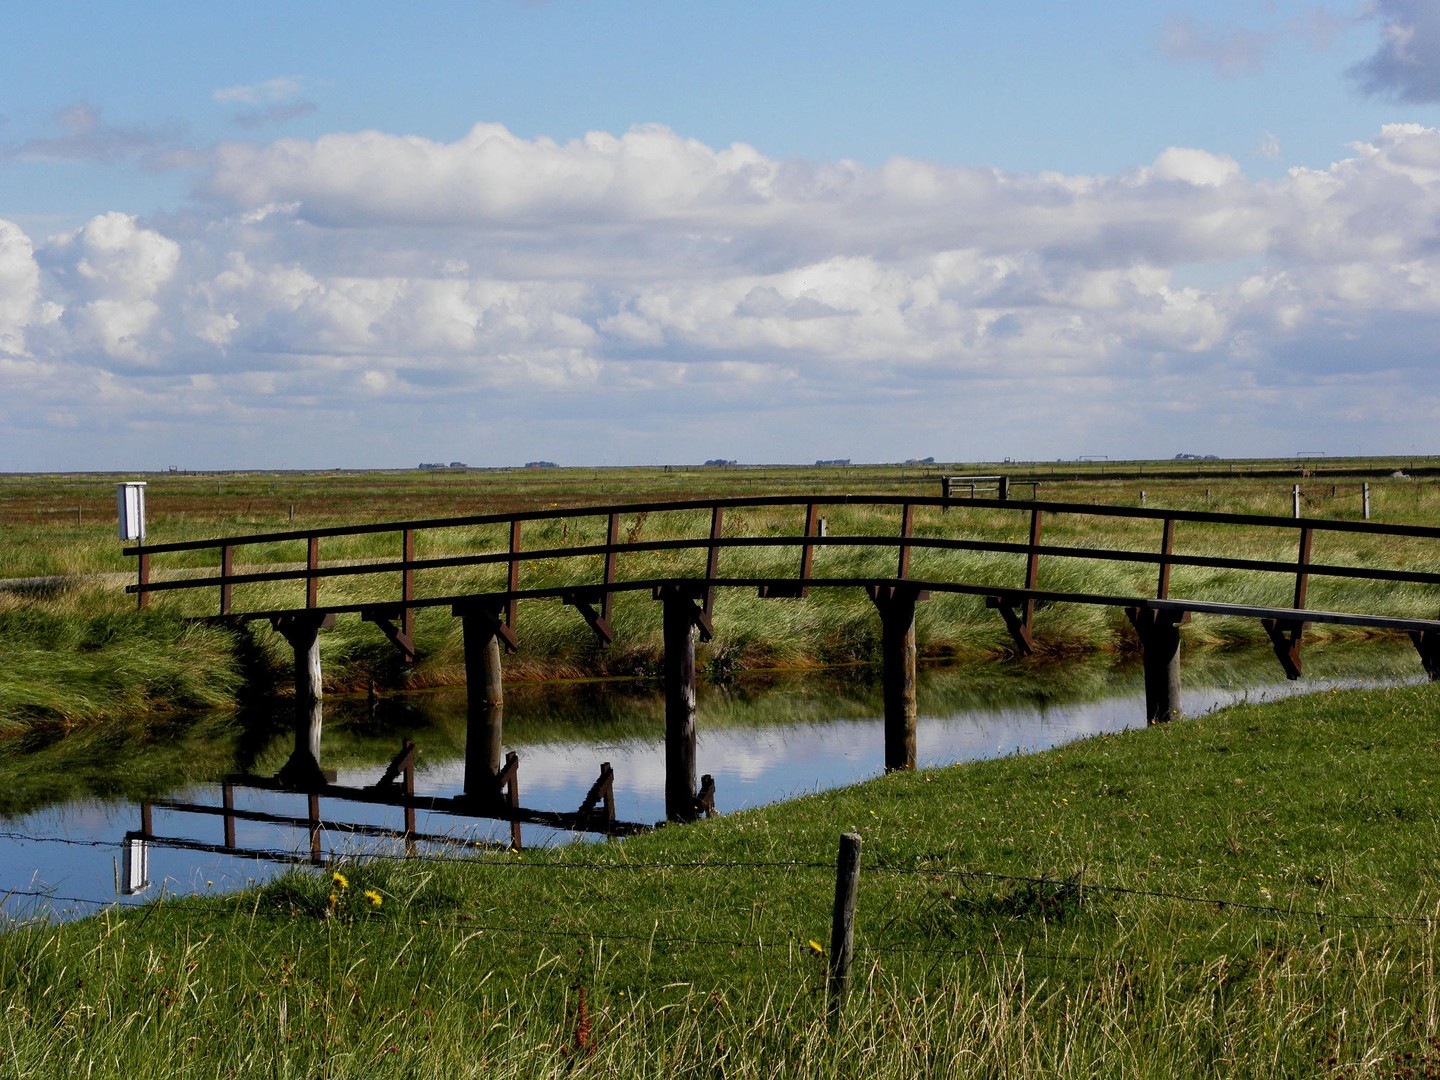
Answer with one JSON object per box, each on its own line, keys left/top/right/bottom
{"left": 3, "top": 683, "right": 1439, "bottom": 1076}
{"left": 1, "top": 459, "right": 1436, "bottom": 737}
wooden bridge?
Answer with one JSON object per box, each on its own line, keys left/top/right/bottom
{"left": 125, "top": 494, "right": 1440, "bottom": 823}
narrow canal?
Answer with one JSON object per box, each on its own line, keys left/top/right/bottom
{"left": 0, "top": 641, "right": 1423, "bottom": 922}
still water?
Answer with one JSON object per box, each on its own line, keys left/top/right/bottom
{"left": 0, "top": 643, "right": 1424, "bottom": 921}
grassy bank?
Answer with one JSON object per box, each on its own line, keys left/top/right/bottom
{"left": 2, "top": 683, "right": 1439, "bottom": 1077}
{"left": 3, "top": 459, "right": 1438, "bottom": 736}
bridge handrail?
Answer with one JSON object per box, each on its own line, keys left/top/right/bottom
{"left": 121, "top": 493, "right": 1440, "bottom": 652}
{"left": 122, "top": 493, "right": 1440, "bottom": 558}
{"left": 127, "top": 530, "right": 1440, "bottom": 597}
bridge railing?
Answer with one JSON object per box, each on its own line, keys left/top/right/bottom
{"left": 123, "top": 494, "right": 1440, "bottom": 649}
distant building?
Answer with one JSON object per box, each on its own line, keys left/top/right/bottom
{"left": 815, "top": 458, "right": 852, "bottom": 467}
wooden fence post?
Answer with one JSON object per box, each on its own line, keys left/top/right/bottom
{"left": 828, "top": 832, "right": 862, "bottom": 1019}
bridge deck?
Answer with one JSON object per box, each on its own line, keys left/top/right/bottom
{"left": 200, "top": 577, "right": 1440, "bottom": 636}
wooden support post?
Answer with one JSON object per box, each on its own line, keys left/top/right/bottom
{"left": 661, "top": 586, "right": 701, "bottom": 823}
{"left": 271, "top": 613, "right": 336, "bottom": 788}
{"left": 1126, "top": 608, "right": 1187, "bottom": 725}
{"left": 460, "top": 606, "right": 506, "bottom": 799}
{"left": 828, "top": 832, "right": 862, "bottom": 1020}
{"left": 1363, "top": 482, "right": 1371, "bottom": 520}
{"left": 869, "top": 585, "right": 926, "bottom": 771}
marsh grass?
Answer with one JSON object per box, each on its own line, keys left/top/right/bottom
{"left": 5, "top": 463, "right": 1440, "bottom": 732}
{"left": 5, "top": 684, "right": 1440, "bottom": 1076}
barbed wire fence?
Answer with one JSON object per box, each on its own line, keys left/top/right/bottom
{"left": 4, "top": 826, "right": 1436, "bottom": 985}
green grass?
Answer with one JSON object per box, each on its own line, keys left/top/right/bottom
{"left": 3, "top": 683, "right": 1440, "bottom": 1076}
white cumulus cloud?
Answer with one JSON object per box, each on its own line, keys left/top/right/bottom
{"left": 10, "top": 120, "right": 1440, "bottom": 466}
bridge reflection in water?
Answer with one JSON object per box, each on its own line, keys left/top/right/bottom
{"left": 3, "top": 639, "right": 1426, "bottom": 917}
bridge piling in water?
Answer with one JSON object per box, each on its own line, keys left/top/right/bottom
{"left": 869, "top": 586, "right": 928, "bottom": 771}
{"left": 457, "top": 602, "right": 515, "bottom": 799}
{"left": 270, "top": 613, "right": 336, "bottom": 787}
{"left": 660, "top": 586, "right": 710, "bottom": 822}
{"left": 1127, "top": 608, "right": 1187, "bottom": 724}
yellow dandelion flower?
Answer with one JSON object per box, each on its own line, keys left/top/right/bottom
{"left": 807, "top": 939, "right": 824, "bottom": 956}
{"left": 364, "top": 890, "right": 383, "bottom": 907}
{"left": 332, "top": 871, "right": 349, "bottom": 889}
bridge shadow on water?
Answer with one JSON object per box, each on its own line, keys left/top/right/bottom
{"left": 0, "top": 637, "right": 1424, "bottom": 922}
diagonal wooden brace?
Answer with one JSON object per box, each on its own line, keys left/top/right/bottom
{"left": 1410, "top": 628, "right": 1440, "bottom": 681}
{"left": 577, "top": 761, "right": 616, "bottom": 822}
{"left": 371, "top": 738, "right": 416, "bottom": 789}
{"left": 564, "top": 589, "right": 614, "bottom": 645}
{"left": 694, "top": 774, "right": 717, "bottom": 819}
{"left": 986, "top": 594, "right": 1034, "bottom": 656}
{"left": 1261, "top": 617, "right": 1305, "bottom": 680}
{"left": 362, "top": 608, "right": 416, "bottom": 662}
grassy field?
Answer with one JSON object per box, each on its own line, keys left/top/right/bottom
{"left": 3, "top": 458, "right": 1439, "bottom": 737}
{"left": 2, "top": 682, "right": 1439, "bottom": 1077}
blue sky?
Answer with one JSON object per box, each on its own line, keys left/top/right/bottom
{"left": 3, "top": 1, "right": 1440, "bottom": 469}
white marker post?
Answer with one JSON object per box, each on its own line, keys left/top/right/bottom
{"left": 116, "top": 482, "right": 146, "bottom": 542}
